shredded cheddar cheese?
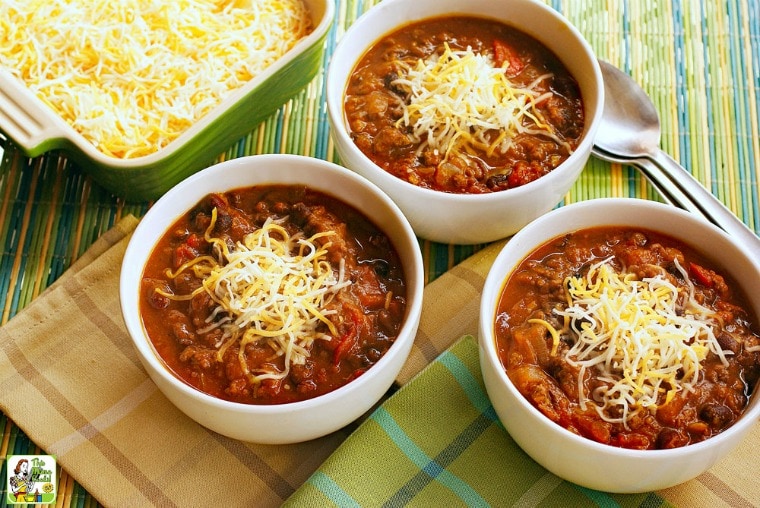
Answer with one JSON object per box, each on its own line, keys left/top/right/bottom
{"left": 549, "top": 257, "right": 731, "bottom": 426}
{"left": 0, "top": 0, "right": 312, "bottom": 158}
{"left": 161, "top": 209, "right": 350, "bottom": 385}
{"left": 391, "top": 43, "right": 566, "bottom": 161}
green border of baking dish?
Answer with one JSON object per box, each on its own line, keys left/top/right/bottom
{"left": 0, "top": 0, "right": 334, "bottom": 202}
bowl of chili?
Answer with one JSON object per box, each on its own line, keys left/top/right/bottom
{"left": 326, "top": 0, "right": 603, "bottom": 244}
{"left": 120, "top": 154, "right": 424, "bottom": 444}
{"left": 479, "top": 198, "right": 760, "bottom": 492}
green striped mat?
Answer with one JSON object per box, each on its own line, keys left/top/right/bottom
{"left": 285, "top": 336, "right": 673, "bottom": 507}
{"left": 2, "top": 0, "right": 759, "bottom": 506}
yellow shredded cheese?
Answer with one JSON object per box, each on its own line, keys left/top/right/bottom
{"left": 391, "top": 43, "right": 566, "bottom": 161}
{"left": 164, "top": 210, "right": 350, "bottom": 385}
{"left": 551, "top": 257, "right": 731, "bottom": 426}
{"left": 0, "top": 0, "right": 312, "bottom": 158}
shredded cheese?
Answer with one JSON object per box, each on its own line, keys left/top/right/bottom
{"left": 550, "top": 257, "right": 731, "bottom": 426}
{"left": 161, "top": 209, "right": 350, "bottom": 386}
{"left": 0, "top": 0, "right": 312, "bottom": 158}
{"left": 391, "top": 43, "right": 566, "bottom": 161}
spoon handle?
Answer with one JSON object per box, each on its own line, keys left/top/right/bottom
{"left": 634, "top": 159, "right": 707, "bottom": 216}
{"left": 648, "top": 149, "right": 760, "bottom": 251}
{"left": 592, "top": 148, "right": 711, "bottom": 219}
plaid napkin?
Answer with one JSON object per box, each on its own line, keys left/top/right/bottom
{"left": 1, "top": 218, "right": 758, "bottom": 507}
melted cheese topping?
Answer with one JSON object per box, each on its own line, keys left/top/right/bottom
{"left": 164, "top": 210, "right": 350, "bottom": 385}
{"left": 551, "top": 257, "right": 731, "bottom": 426}
{"left": 1, "top": 0, "right": 311, "bottom": 158}
{"left": 391, "top": 43, "right": 565, "bottom": 161}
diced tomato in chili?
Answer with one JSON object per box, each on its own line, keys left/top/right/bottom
{"left": 689, "top": 262, "right": 715, "bottom": 288}
{"left": 507, "top": 162, "right": 543, "bottom": 187}
{"left": 493, "top": 39, "right": 524, "bottom": 77}
{"left": 173, "top": 244, "right": 198, "bottom": 269}
{"left": 186, "top": 233, "right": 205, "bottom": 250}
{"left": 333, "top": 306, "right": 363, "bottom": 365}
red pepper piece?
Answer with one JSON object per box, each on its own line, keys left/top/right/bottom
{"left": 493, "top": 39, "right": 524, "bottom": 77}
{"left": 173, "top": 243, "right": 197, "bottom": 269}
{"left": 186, "top": 233, "right": 204, "bottom": 249}
{"left": 333, "top": 307, "right": 362, "bottom": 365}
{"left": 507, "top": 162, "right": 543, "bottom": 188}
{"left": 688, "top": 262, "right": 715, "bottom": 288}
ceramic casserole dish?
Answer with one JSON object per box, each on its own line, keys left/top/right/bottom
{"left": 0, "top": 0, "right": 333, "bottom": 201}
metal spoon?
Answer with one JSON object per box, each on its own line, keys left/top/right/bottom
{"left": 593, "top": 146, "right": 695, "bottom": 211}
{"left": 591, "top": 59, "right": 760, "bottom": 251}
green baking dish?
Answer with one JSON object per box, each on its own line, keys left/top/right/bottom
{"left": 0, "top": 0, "right": 334, "bottom": 202}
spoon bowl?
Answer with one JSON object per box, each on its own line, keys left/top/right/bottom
{"left": 594, "top": 61, "right": 661, "bottom": 158}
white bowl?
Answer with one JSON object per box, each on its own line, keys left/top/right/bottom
{"left": 120, "top": 154, "right": 424, "bottom": 444}
{"left": 479, "top": 198, "right": 760, "bottom": 492}
{"left": 326, "top": 0, "right": 603, "bottom": 244}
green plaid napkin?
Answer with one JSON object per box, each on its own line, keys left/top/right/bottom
{"left": 284, "top": 336, "right": 672, "bottom": 507}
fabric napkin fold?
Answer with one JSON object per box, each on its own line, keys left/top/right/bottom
{"left": 1, "top": 217, "right": 758, "bottom": 507}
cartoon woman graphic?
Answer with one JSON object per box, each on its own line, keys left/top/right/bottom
{"left": 9, "top": 458, "right": 34, "bottom": 502}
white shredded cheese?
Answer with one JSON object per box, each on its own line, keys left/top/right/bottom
{"left": 0, "top": 0, "right": 312, "bottom": 158}
{"left": 166, "top": 212, "right": 350, "bottom": 385}
{"left": 391, "top": 43, "right": 566, "bottom": 161}
{"left": 552, "top": 257, "right": 731, "bottom": 426}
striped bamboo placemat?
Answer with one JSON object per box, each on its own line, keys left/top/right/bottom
{"left": 1, "top": 0, "right": 759, "bottom": 506}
